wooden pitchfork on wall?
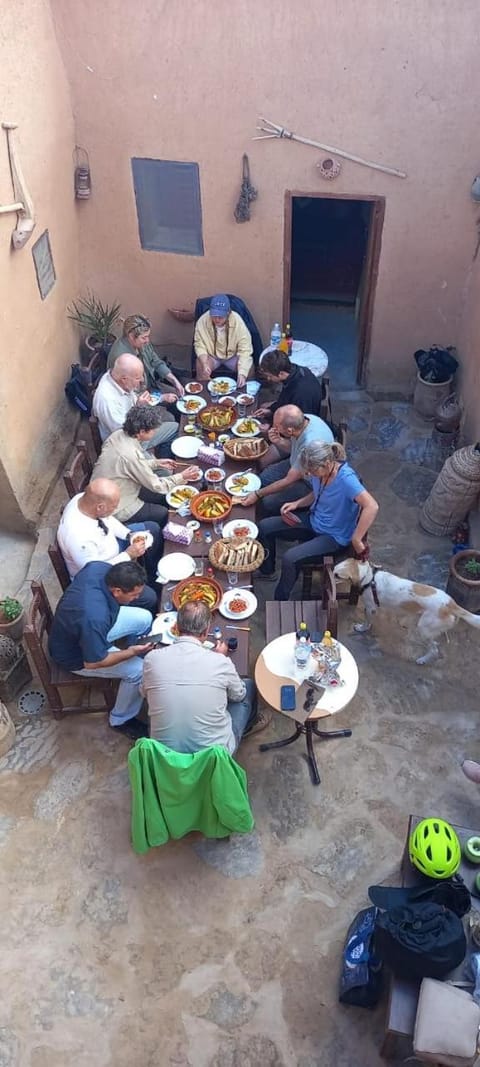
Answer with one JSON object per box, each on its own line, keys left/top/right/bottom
{"left": 253, "top": 116, "right": 407, "bottom": 179}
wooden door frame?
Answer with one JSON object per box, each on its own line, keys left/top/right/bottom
{"left": 283, "top": 191, "right": 385, "bottom": 386}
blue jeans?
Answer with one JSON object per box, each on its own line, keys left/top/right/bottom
{"left": 74, "top": 605, "right": 152, "bottom": 726}
{"left": 258, "top": 512, "right": 343, "bottom": 601}
{"left": 259, "top": 460, "right": 311, "bottom": 517}
{"left": 229, "top": 678, "right": 256, "bottom": 750}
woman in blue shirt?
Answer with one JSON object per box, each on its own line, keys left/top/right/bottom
{"left": 257, "top": 441, "right": 379, "bottom": 601}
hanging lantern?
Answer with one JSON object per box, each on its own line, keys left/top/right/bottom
{"left": 73, "top": 146, "right": 91, "bottom": 199}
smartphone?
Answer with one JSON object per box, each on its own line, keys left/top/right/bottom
{"left": 280, "top": 684, "right": 296, "bottom": 712}
{"left": 281, "top": 511, "right": 302, "bottom": 526}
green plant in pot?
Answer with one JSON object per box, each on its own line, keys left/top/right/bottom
{"left": 67, "top": 292, "right": 121, "bottom": 364}
{"left": 447, "top": 549, "right": 480, "bottom": 615}
{"left": 0, "top": 597, "right": 25, "bottom": 641}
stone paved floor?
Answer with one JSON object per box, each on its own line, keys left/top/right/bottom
{"left": 1, "top": 389, "right": 479, "bottom": 1067}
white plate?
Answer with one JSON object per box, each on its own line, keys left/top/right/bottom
{"left": 166, "top": 485, "right": 200, "bottom": 509}
{"left": 146, "top": 391, "right": 163, "bottom": 406}
{"left": 223, "top": 519, "right": 259, "bottom": 539}
{"left": 149, "top": 611, "right": 178, "bottom": 643}
{"left": 219, "top": 588, "right": 258, "bottom": 620}
{"left": 231, "top": 418, "right": 262, "bottom": 438}
{"left": 185, "top": 382, "right": 204, "bottom": 395}
{"left": 128, "top": 530, "right": 154, "bottom": 550}
{"left": 225, "top": 472, "right": 261, "bottom": 497}
{"left": 156, "top": 552, "right": 196, "bottom": 583}
{"left": 177, "top": 396, "right": 207, "bottom": 415}
{"left": 207, "top": 377, "right": 237, "bottom": 396}
{"left": 171, "top": 436, "right": 201, "bottom": 459}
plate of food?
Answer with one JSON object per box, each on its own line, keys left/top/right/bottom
{"left": 222, "top": 519, "right": 258, "bottom": 539}
{"left": 149, "top": 611, "right": 179, "bottom": 643}
{"left": 223, "top": 437, "right": 269, "bottom": 461}
{"left": 156, "top": 552, "right": 196, "bottom": 583}
{"left": 204, "top": 467, "right": 225, "bottom": 486}
{"left": 231, "top": 417, "right": 262, "bottom": 438}
{"left": 172, "top": 575, "right": 223, "bottom": 611}
{"left": 190, "top": 491, "right": 232, "bottom": 523}
{"left": 128, "top": 529, "right": 154, "bottom": 551}
{"left": 198, "top": 405, "right": 235, "bottom": 430}
{"left": 235, "top": 393, "right": 255, "bottom": 408}
{"left": 146, "top": 391, "right": 163, "bottom": 406}
{"left": 171, "top": 436, "right": 201, "bottom": 459}
{"left": 185, "top": 382, "right": 204, "bottom": 395}
{"left": 218, "top": 397, "right": 236, "bottom": 408}
{"left": 166, "top": 485, "right": 200, "bottom": 509}
{"left": 207, "top": 377, "right": 237, "bottom": 396}
{"left": 177, "top": 396, "right": 207, "bottom": 415}
{"left": 219, "top": 589, "right": 258, "bottom": 621}
{"left": 225, "top": 472, "right": 261, "bottom": 497}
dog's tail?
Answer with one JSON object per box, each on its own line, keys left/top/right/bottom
{"left": 455, "top": 605, "right": 480, "bottom": 629}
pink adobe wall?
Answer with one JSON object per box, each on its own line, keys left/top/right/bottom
{"left": 51, "top": 0, "right": 480, "bottom": 392}
{"left": 459, "top": 255, "right": 480, "bottom": 444}
{"left": 0, "top": 0, "right": 79, "bottom": 529}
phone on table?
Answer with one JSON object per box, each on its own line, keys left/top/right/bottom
{"left": 280, "top": 684, "right": 296, "bottom": 712}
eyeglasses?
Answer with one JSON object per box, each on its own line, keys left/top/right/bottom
{"left": 303, "top": 687, "right": 316, "bottom": 713}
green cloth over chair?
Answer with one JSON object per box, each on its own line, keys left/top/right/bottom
{"left": 128, "top": 738, "right": 254, "bottom": 853}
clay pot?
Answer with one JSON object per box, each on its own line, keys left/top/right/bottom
{"left": 413, "top": 373, "right": 454, "bottom": 420}
{"left": 446, "top": 550, "right": 480, "bottom": 614}
{"left": 0, "top": 609, "right": 25, "bottom": 642}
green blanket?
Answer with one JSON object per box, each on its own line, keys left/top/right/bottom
{"left": 128, "top": 739, "right": 254, "bottom": 853}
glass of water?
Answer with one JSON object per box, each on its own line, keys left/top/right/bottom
{"left": 194, "top": 559, "right": 205, "bottom": 576}
{"left": 213, "top": 520, "right": 224, "bottom": 537}
{"left": 227, "top": 571, "right": 239, "bottom": 588}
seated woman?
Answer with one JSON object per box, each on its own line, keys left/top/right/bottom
{"left": 194, "top": 294, "right": 253, "bottom": 388}
{"left": 257, "top": 440, "right": 379, "bottom": 601}
{"left": 108, "top": 314, "right": 184, "bottom": 398}
{"left": 92, "top": 405, "right": 200, "bottom": 526}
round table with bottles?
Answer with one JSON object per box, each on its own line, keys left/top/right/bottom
{"left": 254, "top": 633, "right": 358, "bottom": 785}
{"left": 259, "top": 339, "right": 329, "bottom": 379}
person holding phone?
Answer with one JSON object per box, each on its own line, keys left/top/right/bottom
{"left": 257, "top": 440, "right": 379, "bottom": 601}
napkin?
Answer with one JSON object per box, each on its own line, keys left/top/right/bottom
{"left": 163, "top": 522, "right": 193, "bottom": 545}
{"left": 197, "top": 445, "right": 225, "bottom": 467}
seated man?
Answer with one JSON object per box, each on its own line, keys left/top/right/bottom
{"left": 48, "top": 561, "right": 156, "bottom": 739}
{"left": 142, "top": 602, "right": 269, "bottom": 753}
{"left": 93, "top": 353, "right": 178, "bottom": 456}
{"left": 255, "top": 349, "right": 324, "bottom": 427}
{"left": 92, "top": 405, "right": 200, "bottom": 526}
{"left": 108, "top": 314, "right": 185, "bottom": 396}
{"left": 57, "top": 477, "right": 162, "bottom": 594}
{"left": 240, "top": 404, "right": 333, "bottom": 517}
{"left": 194, "top": 294, "right": 253, "bottom": 388}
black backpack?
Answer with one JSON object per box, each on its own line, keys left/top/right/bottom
{"left": 64, "top": 363, "right": 95, "bottom": 415}
{"left": 375, "top": 901, "right": 466, "bottom": 980}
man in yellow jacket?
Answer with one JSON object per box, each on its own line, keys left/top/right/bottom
{"left": 194, "top": 294, "right": 253, "bottom": 388}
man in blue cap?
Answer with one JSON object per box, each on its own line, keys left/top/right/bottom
{"left": 194, "top": 294, "right": 253, "bottom": 388}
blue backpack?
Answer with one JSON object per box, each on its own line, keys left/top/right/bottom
{"left": 339, "top": 906, "right": 383, "bottom": 1008}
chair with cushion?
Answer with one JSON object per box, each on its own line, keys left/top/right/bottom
{"left": 48, "top": 538, "right": 70, "bottom": 592}
{"left": 63, "top": 441, "right": 92, "bottom": 499}
{"left": 23, "top": 580, "right": 118, "bottom": 720}
{"left": 190, "top": 293, "right": 264, "bottom": 377}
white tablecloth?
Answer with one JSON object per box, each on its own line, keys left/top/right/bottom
{"left": 257, "top": 632, "right": 358, "bottom": 719}
{"left": 259, "top": 339, "right": 328, "bottom": 378}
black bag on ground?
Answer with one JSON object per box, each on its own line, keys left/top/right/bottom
{"left": 414, "top": 345, "right": 458, "bottom": 384}
{"left": 375, "top": 901, "right": 466, "bottom": 980}
{"left": 65, "top": 363, "right": 93, "bottom": 415}
{"left": 339, "top": 906, "right": 383, "bottom": 1007}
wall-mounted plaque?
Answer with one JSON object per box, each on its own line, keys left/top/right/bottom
{"left": 32, "top": 229, "right": 56, "bottom": 300}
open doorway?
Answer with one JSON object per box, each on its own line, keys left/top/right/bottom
{"left": 283, "top": 193, "right": 384, "bottom": 388}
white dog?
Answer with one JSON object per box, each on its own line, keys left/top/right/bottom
{"left": 333, "top": 558, "right": 480, "bottom": 665}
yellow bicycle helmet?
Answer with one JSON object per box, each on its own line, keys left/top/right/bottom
{"left": 409, "top": 818, "right": 461, "bottom": 879}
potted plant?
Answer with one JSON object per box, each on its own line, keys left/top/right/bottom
{"left": 0, "top": 597, "right": 25, "bottom": 641}
{"left": 446, "top": 549, "right": 480, "bottom": 614}
{"left": 67, "top": 291, "right": 121, "bottom": 364}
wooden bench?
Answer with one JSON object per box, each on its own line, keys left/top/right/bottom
{"left": 266, "top": 558, "right": 338, "bottom": 643}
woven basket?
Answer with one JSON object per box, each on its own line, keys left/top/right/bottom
{"left": 168, "top": 307, "right": 195, "bottom": 323}
{"left": 209, "top": 537, "right": 265, "bottom": 573}
{"left": 223, "top": 437, "right": 269, "bottom": 462}
{"left": 420, "top": 444, "right": 480, "bottom": 536}
{"left": 0, "top": 701, "right": 15, "bottom": 758}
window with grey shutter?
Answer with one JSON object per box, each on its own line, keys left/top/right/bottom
{"left": 131, "top": 158, "right": 204, "bottom": 256}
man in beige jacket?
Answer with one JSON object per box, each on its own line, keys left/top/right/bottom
{"left": 93, "top": 406, "right": 199, "bottom": 526}
{"left": 194, "top": 294, "right": 253, "bottom": 388}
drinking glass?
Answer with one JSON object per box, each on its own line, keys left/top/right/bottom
{"left": 194, "top": 559, "right": 205, "bottom": 576}
{"left": 163, "top": 585, "right": 175, "bottom": 612}
{"left": 213, "top": 520, "right": 224, "bottom": 537}
{"left": 237, "top": 400, "right": 247, "bottom": 418}
{"left": 227, "top": 571, "right": 239, "bottom": 588}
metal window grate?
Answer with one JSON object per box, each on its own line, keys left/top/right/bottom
{"left": 131, "top": 157, "right": 204, "bottom": 256}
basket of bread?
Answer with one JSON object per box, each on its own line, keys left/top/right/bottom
{"left": 208, "top": 537, "right": 265, "bottom": 573}
{"left": 223, "top": 437, "right": 269, "bottom": 461}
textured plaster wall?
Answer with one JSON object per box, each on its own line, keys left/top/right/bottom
{"left": 51, "top": 0, "right": 480, "bottom": 391}
{"left": 0, "top": 0, "right": 79, "bottom": 530}
{"left": 459, "top": 255, "right": 480, "bottom": 444}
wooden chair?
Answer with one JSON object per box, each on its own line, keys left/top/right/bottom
{"left": 88, "top": 415, "right": 103, "bottom": 458}
{"left": 48, "top": 538, "right": 70, "bottom": 591}
{"left": 23, "top": 580, "right": 118, "bottom": 720}
{"left": 63, "top": 441, "right": 92, "bottom": 499}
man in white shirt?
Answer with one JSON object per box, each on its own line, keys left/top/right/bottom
{"left": 57, "top": 478, "right": 162, "bottom": 610}
{"left": 142, "top": 602, "right": 268, "bottom": 753}
{"left": 92, "top": 353, "right": 178, "bottom": 456}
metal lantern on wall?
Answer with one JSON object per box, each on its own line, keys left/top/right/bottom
{"left": 73, "top": 146, "right": 91, "bottom": 199}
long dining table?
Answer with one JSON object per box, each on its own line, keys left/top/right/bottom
{"left": 156, "top": 381, "right": 261, "bottom": 676}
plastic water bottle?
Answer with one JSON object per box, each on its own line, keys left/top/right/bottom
{"left": 270, "top": 322, "right": 281, "bottom": 348}
{"left": 213, "top": 626, "right": 222, "bottom": 643}
{"left": 294, "top": 637, "right": 311, "bottom": 671}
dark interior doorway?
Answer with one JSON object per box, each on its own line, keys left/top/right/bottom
{"left": 284, "top": 194, "right": 384, "bottom": 389}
